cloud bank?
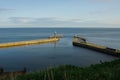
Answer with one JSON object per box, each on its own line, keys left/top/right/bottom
{"left": 91, "top": 0, "right": 119, "bottom": 2}
{"left": 0, "top": 17, "right": 119, "bottom": 28}
{"left": 0, "top": 8, "right": 14, "bottom": 13}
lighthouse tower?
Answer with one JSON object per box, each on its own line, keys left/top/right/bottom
{"left": 54, "top": 31, "right": 57, "bottom": 38}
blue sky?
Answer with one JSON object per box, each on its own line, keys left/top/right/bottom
{"left": 0, "top": 0, "right": 120, "bottom": 28}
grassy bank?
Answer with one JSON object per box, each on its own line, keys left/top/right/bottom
{"left": 16, "top": 59, "right": 120, "bottom": 80}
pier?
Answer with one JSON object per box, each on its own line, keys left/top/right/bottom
{"left": 0, "top": 38, "right": 59, "bottom": 48}
{"left": 73, "top": 35, "right": 120, "bottom": 57}
{"left": 0, "top": 32, "right": 63, "bottom": 48}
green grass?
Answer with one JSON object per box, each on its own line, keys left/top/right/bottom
{"left": 16, "top": 59, "right": 120, "bottom": 80}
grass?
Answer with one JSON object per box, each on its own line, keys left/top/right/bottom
{"left": 15, "top": 59, "right": 120, "bottom": 80}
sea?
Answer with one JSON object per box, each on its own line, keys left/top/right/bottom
{"left": 0, "top": 28, "right": 119, "bottom": 72}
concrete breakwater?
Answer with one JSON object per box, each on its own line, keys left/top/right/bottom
{"left": 73, "top": 36, "right": 120, "bottom": 57}
{"left": 0, "top": 38, "right": 59, "bottom": 48}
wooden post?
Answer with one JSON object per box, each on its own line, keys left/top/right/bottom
{"left": 23, "top": 67, "right": 26, "bottom": 73}
{"left": 0, "top": 68, "right": 4, "bottom": 73}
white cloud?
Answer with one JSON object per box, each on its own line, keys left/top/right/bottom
{"left": 91, "top": 0, "right": 119, "bottom": 2}
{"left": 0, "top": 17, "right": 120, "bottom": 28}
{"left": 0, "top": 8, "right": 15, "bottom": 13}
{"left": 9, "top": 17, "right": 35, "bottom": 23}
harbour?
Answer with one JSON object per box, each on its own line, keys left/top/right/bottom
{"left": 0, "top": 28, "right": 119, "bottom": 72}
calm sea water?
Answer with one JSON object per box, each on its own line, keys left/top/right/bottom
{"left": 0, "top": 28, "right": 119, "bottom": 72}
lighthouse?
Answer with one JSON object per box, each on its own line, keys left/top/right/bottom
{"left": 54, "top": 31, "right": 57, "bottom": 38}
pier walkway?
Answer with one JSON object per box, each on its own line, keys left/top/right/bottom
{"left": 73, "top": 36, "right": 120, "bottom": 57}
{"left": 0, "top": 38, "right": 59, "bottom": 48}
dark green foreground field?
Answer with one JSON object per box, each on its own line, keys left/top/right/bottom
{"left": 16, "top": 59, "right": 120, "bottom": 80}
{"left": 0, "top": 59, "right": 120, "bottom": 80}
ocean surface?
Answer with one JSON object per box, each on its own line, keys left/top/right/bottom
{"left": 0, "top": 28, "right": 119, "bottom": 72}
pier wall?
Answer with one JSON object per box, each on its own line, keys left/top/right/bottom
{"left": 73, "top": 41, "right": 120, "bottom": 57}
{"left": 0, "top": 38, "right": 59, "bottom": 48}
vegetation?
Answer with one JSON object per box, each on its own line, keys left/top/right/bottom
{"left": 0, "top": 59, "right": 120, "bottom": 80}
{"left": 16, "top": 59, "right": 120, "bottom": 80}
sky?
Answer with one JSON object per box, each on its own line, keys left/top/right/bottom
{"left": 0, "top": 0, "right": 120, "bottom": 28}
